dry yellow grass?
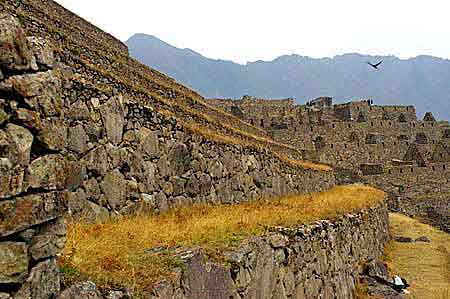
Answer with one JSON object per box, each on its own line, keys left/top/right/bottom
{"left": 274, "top": 153, "right": 332, "bottom": 172}
{"left": 385, "top": 213, "right": 450, "bottom": 299}
{"left": 60, "top": 185, "right": 384, "bottom": 294}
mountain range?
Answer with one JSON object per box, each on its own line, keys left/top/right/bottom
{"left": 126, "top": 33, "right": 450, "bottom": 120}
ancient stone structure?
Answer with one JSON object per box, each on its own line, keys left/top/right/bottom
{"left": 149, "top": 202, "right": 389, "bottom": 299}
{"left": 209, "top": 96, "right": 450, "bottom": 209}
{"left": 0, "top": 5, "right": 339, "bottom": 299}
{"left": 0, "top": 1, "right": 393, "bottom": 298}
{"left": 63, "top": 201, "right": 389, "bottom": 299}
{"left": 0, "top": 14, "right": 69, "bottom": 299}
{"left": 0, "top": 1, "right": 335, "bottom": 222}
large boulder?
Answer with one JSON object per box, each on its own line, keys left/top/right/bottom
{"left": 181, "top": 253, "right": 238, "bottom": 299}
{"left": 0, "top": 14, "right": 34, "bottom": 71}
{"left": 25, "top": 154, "right": 84, "bottom": 191}
{"left": 138, "top": 127, "right": 159, "bottom": 158}
{"left": 84, "top": 146, "right": 109, "bottom": 177}
{"left": 30, "top": 218, "right": 67, "bottom": 261}
{"left": 6, "top": 70, "right": 62, "bottom": 117}
{"left": 68, "top": 124, "right": 88, "bottom": 154}
{"left": 0, "top": 158, "right": 24, "bottom": 199}
{"left": 101, "top": 169, "right": 128, "bottom": 210}
{"left": 68, "top": 100, "right": 90, "bottom": 121}
{"left": 167, "top": 143, "right": 191, "bottom": 176}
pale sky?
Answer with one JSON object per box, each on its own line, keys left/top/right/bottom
{"left": 55, "top": 0, "right": 450, "bottom": 64}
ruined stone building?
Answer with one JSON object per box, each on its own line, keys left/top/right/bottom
{"left": 209, "top": 96, "right": 450, "bottom": 230}
{"left": 0, "top": 0, "right": 446, "bottom": 298}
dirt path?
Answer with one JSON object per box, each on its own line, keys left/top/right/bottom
{"left": 386, "top": 213, "right": 450, "bottom": 299}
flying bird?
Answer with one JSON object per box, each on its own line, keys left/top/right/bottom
{"left": 367, "top": 61, "right": 383, "bottom": 70}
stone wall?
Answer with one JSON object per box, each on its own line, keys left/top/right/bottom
{"left": 0, "top": 4, "right": 336, "bottom": 223}
{"left": 209, "top": 96, "right": 450, "bottom": 194}
{"left": 145, "top": 201, "right": 389, "bottom": 299}
{"left": 0, "top": 13, "right": 337, "bottom": 299}
{"left": 2, "top": 0, "right": 280, "bottom": 154}
{"left": 5, "top": 0, "right": 129, "bottom": 55}
{"left": 209, "top": 98, "right": 449, "bottom": 169}
{"left": 68, "top": 95, "right": 335, "bottom": 220}
{"left": 0, "top": 14, "right": 69, "bottom": 299}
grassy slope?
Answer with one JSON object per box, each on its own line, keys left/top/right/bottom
{"left": 60, "top": 185, "right": 384, "bottom": 294}
{"left": 386, "top": 213, "right": 450, "bottom": 299}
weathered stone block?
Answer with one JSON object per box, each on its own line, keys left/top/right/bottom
{"left": 99, "top": 96, "right": 125, "bottom": 145}
{"left": 167, "top": 143, "right": 191, "bottom": 176}
{"left": 25, "top": 154, "right": 84, "bottom": 191}
{"left": 84, "top": 146, "right": 109, "bottom": 176}
{"left": 0, "top": 242, "right": 28, "bottom": 284}
{"left": 0, "top": 124, "right": 33, "bottom": 167}
{"left": 68, "top": 100, "right": 90, "bottom": 121}
{"left": 27, "top": 36, "right": 55, "bottom": 69}
{"left": 101, "top": 169, "right": 128, "bottom": 210}
{"left": 181, "top": 253, "right": 238, "bottom": 299}
{"left": 0, "top": 14, "right": 34, "bottom": 71}
{"left": 67, "top": 190, "right": 109, "bottom": 222}
{"left": 56, "top": 281, "right": 102, "bottom": 299}
{"left": 30, "top": 218, "right": 67, "bottom": 261}
{"left": 68, "top": 124, "right": 88, "bottom": 154}
{"left": 0, "top": 158, "right": 24, "bottom": 199}
{"left": 14, "top": 258, "right": 60, "bottom": 299}
{"left": 7, "top": 71, "right": 62, "bottom": 117}
{"left": 36, "top": 118, "right": 68, "bottom": 151}
{"left": 139, "top": 127, "right": 159, "bottom": 158}
{"left": 0, "top": 191, "right": 68, "bottom": 237}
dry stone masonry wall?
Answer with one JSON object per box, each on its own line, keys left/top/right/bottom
{"left": 0, "top": 14, "right": 69, "bottom": 299}
{"left": 56, "top": 202, "right": 389, "bottom": 299}
{"left": 81, "top": 201, "right": 387, "bottom": 299}
{"left": 2, "top": 0, "right": 280, "bottom": 156}
{"left": 0, "top": 12, "right": 337, "bottom": 299}
{"left": 209, "top": 96, "right": 450, "bottom": 231}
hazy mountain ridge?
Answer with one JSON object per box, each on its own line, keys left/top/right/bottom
{"left": 127, "top": 34, "right": 450, "bottom": 120}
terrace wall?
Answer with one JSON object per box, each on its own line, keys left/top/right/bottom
{"left": 0, "top": 12, "right": 335, "bottom": 299}
{"left": 147, "top": 202, "right": 389, "bottom": 299}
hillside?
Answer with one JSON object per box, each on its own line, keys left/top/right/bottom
{"left": 127, "top": 33, "right": 450, "bottom": 120}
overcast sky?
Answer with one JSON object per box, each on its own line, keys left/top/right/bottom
{"left": 55, "top": 0, "right": 450, "bottom": 64}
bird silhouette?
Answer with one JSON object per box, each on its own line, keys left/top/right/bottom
{"left": 367, "top": 60, "right": 383, "bottom": 69}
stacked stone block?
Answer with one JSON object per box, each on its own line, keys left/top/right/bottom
{"left": 149, "top": 202, "right": 390, "bottom": 299}
{"left": 0, "top": 14, "right": 71, "bottom": 299}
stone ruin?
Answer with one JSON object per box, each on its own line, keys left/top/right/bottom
{"left": 0, "top": 0, "right": 443, "bottom": 297}
{"left": 209, "top": 95, "right": 450, "bottom": 232}
{"left": 0, "top": 14, "right": 68, "bottom": 299}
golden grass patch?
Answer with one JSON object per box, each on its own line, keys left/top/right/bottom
{"left": 385, "top": 213, "right": 450, "bottom": 299}
{"left": 274, "top": 153, "right": 332, "bottom": 172}
{"left": 60, "top": 185, "right": 383, "bottom": 294}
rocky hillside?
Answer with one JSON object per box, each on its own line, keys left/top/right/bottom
{"left": 127, "top": 33, "right": 450, "bottom": 120}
